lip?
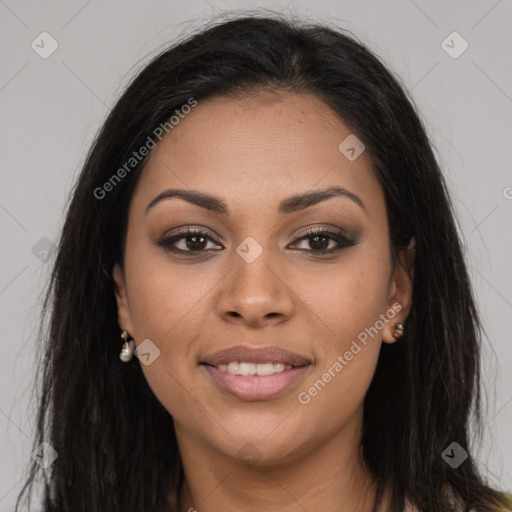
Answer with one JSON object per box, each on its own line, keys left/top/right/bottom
{"left": 200, "top": 345, "right": 313, "bottom": 401}
{"left": 202, "top": 364, "right": 311, "bottom": 401}
{"left": 200, "top": 345, "right": 312, "bottom": 367}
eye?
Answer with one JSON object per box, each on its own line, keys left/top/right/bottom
{"left": 157, "top": 225, "right": 356, "bottom": 256}
{"left": 288, "top": 227, "right": 356, "bottom": 254}
{"left": 157, "top": 227, "right": 223, "bottom": 254}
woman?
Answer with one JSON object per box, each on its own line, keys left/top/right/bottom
{"left": 15, "top": 13, "right": 512, "bottom": 512}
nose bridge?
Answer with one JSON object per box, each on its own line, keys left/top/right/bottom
{"left": 216, "top": 234, "right": 293, "bottom": 324}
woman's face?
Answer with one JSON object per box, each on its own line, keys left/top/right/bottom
{"left": 113, "top": 91, "right": 413, "bottom": 466}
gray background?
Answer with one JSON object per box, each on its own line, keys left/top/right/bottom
{"left": 1, "top": 0, "right": 511, "bottom": 508}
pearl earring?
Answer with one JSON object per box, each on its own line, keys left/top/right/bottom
{"left": 119, "top": 330, "right": 135, "bottom": 362}
{"left": 392, "top": 322, "right": 405, "bottom": 339}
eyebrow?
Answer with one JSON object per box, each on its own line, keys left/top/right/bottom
{"left": 145, "top": 185, "right": 366, "bottom": 216}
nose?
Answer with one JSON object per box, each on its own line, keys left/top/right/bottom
{"left": 215, "top": 248, "right": 294, "bottom": 329}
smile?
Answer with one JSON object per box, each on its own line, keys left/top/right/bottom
{"left": 199, "top": 344, "right": 313, "bottom": 401}
{"left": 201, "top": 363, "right": 312, "bottom": 401}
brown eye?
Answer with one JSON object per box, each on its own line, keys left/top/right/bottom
{"left": 157, "top": 226, "right": 356, "bottom": 256}
{"left": 289, "top": 227, "right": 356, "bottom": 254}
{"left": 157, "top": 228, "right": 223, "bottom": 254}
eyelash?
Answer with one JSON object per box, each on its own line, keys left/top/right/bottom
{"left": 157, "top": 226, "right": 356, "bottom": 256}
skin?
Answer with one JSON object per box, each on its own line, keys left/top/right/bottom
{"left": 113, "top": 90, "right": 414, "bottom": 512}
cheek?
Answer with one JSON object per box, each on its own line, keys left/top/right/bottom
{"left": 122, "top": 245, "right": 225, "bottom": 418}
{"left": 302, "top": 251, "right": 391, "bottom": 349}
{"left": 294, "top": 249, "right": 390, "bottom": 412}
{"left": 124, "top": 242, "right": 219, "bottom": 341}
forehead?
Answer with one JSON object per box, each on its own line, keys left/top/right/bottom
{"left": 133, "top": 91, "right": 384, "bottom": 218}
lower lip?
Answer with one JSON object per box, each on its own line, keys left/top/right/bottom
{"left": 201, "top": 364, "right": 311, "bottom": 401}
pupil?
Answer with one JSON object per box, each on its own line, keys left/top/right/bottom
{"left": 187, "top": 235, "right": 206, "bottom": 250}
{"left": 310, "top": 235, "right": 328, "bottom": 250}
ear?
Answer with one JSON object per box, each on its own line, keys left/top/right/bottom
{"left": 382, "top": 237, "right": 415, "bottom": 344}
{"left": 112, "top": 263, "right": 134, "bottom": 335}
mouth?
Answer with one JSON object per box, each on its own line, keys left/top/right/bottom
{"left": 199, "top": 345, "right": 312, "bottom": 401}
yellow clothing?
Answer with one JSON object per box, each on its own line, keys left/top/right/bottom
{"left": 500, "top": 492, "right": 512, "bottom": 511}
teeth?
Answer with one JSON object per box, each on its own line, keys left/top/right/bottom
{"left": 254, "top": 363, "right": 275, "bottom": 376}
{"left": 216, "top": 362, "right": 291, "bottom": 376}
{"left": 226, "top": 362, "right": 239, "bottom": 375}
{"left": 239, "top": 362, "right": 256, "bottom": 376}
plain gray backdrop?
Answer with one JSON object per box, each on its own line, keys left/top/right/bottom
{"left": 0, "top": 0, "right": 511, "bottom": 509}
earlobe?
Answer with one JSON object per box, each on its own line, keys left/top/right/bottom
{"left": 112, "top": 263, "right": 134, "bottom": 334}
{"left": 383, "top": 237, "right": 415, "bottom": 344}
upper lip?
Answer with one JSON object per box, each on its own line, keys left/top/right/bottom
{"left": 200, "top": 345, "right": 312, "bottom": 367}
